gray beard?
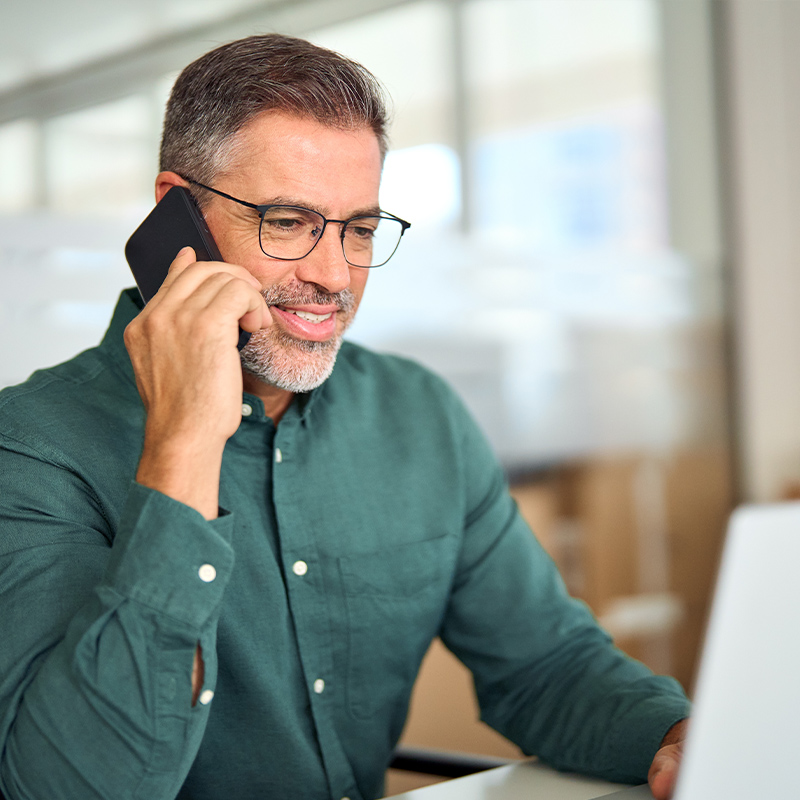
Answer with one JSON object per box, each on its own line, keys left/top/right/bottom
{"left": 239, "top": 283, "right": 356, "bottom": 393}
{"left": 240, "top": 327, "right": 345, "bottom": 392}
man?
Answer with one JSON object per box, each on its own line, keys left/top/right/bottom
{"left": 0, "top": 34, "right": 688, "bottom": 800}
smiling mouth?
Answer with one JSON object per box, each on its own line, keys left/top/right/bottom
{"left": 274, "top": 306, "right": 334, "bottom": 323}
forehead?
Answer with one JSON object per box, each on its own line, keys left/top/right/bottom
{"left": 219, "top": 111, "right": 383, "bottom": 209}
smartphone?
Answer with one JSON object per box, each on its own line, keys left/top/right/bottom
{"left": 125, "top": 186, "right": 251, "bottom": 350}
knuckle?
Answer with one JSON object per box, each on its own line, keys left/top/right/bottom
{"left": 123, "top": 319, "right": 141, "bottom": 345}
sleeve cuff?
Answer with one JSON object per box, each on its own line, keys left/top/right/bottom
{"left": 609, "top": 688, "right": 692, "bottom": 781}
{"left": 101, "top": 482, "right": 235, "bottom": 629}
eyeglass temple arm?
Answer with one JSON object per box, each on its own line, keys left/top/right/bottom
{"left": 183, "top": 175, "right": 411, "bottom": 230}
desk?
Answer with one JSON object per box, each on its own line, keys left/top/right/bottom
{"left": 385, "top": 760, "right": 644, "bottom": 800}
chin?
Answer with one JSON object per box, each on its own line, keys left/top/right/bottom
{"left": 240, "top": 328, "right": 344, "bottom": 393}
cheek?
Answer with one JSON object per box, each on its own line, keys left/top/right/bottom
{"left": 221, "top": 241, "right": 298, "bottom": 288}
{"left": 349, "top": 268, "right": 369, "bottom": 307}
{"left": 204, "top": 212, "right": 266, "bottom": 275}
{"left": 249, "top": 262, "right": 302, "bottom": 290}
{"left": 210, "top": 227, "right": 261, "bottom": 273}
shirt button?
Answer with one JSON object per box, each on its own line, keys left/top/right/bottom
{"left": 241, "top": 403, "right": 253, "bottom": 417}
{"left": 292, "top": 560, "right": 308, "bottom": 576}
{"left": 275, "top": 448, "right": 283, "bottom": 463}
{"left": 313, "top": 678, "right": 325, "bottom": 694}
{"left": 198, "top": 564, "right": 217, "bottom": 583}
{"left": 199, "top": 689, "right": 215, "bottom": 705}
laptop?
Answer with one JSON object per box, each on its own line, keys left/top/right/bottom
{"left": 596, "top": 501, "right": 800, "bottom": 800}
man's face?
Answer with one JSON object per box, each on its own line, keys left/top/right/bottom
{"left": 201, "top": 111, "right": 382, "bottom": 392}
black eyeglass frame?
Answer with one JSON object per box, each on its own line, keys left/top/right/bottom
{"left": 182, "top": 177, "right": 411, "bottom": 268}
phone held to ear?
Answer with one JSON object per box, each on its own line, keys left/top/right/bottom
{"left": 125, "top": 186, "right": 251, "bottom": 350}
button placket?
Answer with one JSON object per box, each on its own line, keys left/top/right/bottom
{"left": 272, "top": 421, "right": 356, "bottom": 794}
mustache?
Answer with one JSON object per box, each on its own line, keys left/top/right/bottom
{"left": 260, "top": 284, "right": 356, "bottom": 314}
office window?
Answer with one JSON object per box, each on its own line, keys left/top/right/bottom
{"left": 467, "top": 0, "right": 665, "bottom": 253}
{"left": 45, "top": 94, "right": 157, "bottom": 216}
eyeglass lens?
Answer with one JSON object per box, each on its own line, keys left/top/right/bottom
{"left": 258, "top": 207, "right": 405, "bottom": 267}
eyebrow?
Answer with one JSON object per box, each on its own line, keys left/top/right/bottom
{"left": 259, "top": 196, "right": 383, "bottom": 218}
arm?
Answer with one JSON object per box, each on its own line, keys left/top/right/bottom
{"left": 127, "top": 247, "right": 271, "bottom": 700}
{"left": 439, "top": 399, "right": 690, "bottom": 783}
{"left": 0, "top": 250, "right": 269, "bottom": 799}
{"left": 0, "top": 446, "right": 234, "bottom": 799}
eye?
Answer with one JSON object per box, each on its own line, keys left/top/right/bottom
{"left": 263, "top": 215, "right": 303, "bottom": 231}
{"left": 274, "top": 217, "right": 301, "bottom": 230}
{"left": 347, "top": 219, "right": 379, "bottom": 240}
{"left": 261, "top": 207, "right": 319, "bottom": 238}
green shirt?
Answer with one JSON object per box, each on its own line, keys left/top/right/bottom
{"left": 0, "top": 289, "right": 689, "bottom": 800}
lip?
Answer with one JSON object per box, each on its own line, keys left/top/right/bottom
{"left": 270, "top": 304, "right": 339, "bottom": 341}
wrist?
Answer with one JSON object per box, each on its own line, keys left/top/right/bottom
{"left": 660, "top": 718, "right": 689, "bottom": 749}
{"left": 137, "top": 428, "right": 225, "bottom": 520}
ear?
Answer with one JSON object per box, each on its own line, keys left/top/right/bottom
{"left": 155, "top": 171, "right": 189, "bottom": 203}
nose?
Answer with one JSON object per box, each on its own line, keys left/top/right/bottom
{"left": 293, "top": 222, "right": 351, "bottom": 294}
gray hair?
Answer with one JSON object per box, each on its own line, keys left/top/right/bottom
{"left": 159, "top": 34, "right": 390, "bottom": 195}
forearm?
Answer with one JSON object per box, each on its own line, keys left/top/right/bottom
{"left": 444, "top": 490, "right": 689, "bottom": 783}
{"left": 519, "top": 637, "right": 689, "bottom": 782}
{"left": 470, "top": 615, "right": 689, "bottom": 783}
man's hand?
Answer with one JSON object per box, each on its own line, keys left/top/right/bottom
{"left": 125, "top": 247, "right": 270, "bottom": 518}
{"left": 648, "top": 718, "right": 688, "bottom": 800}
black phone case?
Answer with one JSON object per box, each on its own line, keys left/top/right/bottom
{"left": 125, "top": 186, "right": 251, "bottom": 350}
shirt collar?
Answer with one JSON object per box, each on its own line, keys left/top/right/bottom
{"left": 99, "top": 288, "right": 143, "bottom": 387}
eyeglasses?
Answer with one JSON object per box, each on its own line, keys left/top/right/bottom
{"left": 183, "top": 177, "right": 411, "bottom": 268}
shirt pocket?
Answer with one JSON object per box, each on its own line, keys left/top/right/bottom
{"left": 339, "top": 534, "right": 453, "bottom": 720}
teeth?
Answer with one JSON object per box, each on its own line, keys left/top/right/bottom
{"left": 288, "top": 309, "right": 333, "bottom": 323}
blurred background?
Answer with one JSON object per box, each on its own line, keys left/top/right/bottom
{"left": 2, "top": 0, "right": 799, "bottom": 792}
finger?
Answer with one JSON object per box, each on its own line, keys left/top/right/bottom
{"left": 174, "top": 270, "right": 265, "bottom": 318}
{"left": 239, "top": 300, "right": 272, "bottom": 333}
{"left": 166, "top": 271, "right": 271, "bottom": 341}
{"left": 201, "top": 274, "right": 271, "bottom": 333}
{"left": 141, "top": 246, "right": 199, "bottom": 313}
{"left": 146, "top": 261, "right": 260, "bottom": 325}
{"left": 161, "top": 245, "right": 198, "bottom": 287}
{"left": 164, "top": 259, "right": 262, "bottom": 299}
{"left": 171, "top": 245, "right": 197, "bottom": 271}
{"left": 648, "top": 745, "right": 681, "bottom": 800}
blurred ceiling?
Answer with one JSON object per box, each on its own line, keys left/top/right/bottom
{"left": 1, "top": 0, "right": 267, "bottom": 90}
{"left": 0, "top": 0, "right": 407, "bottom": 123}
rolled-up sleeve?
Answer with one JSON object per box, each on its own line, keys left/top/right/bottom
{"left": 0, "top": 437, "right": 234, "bottom": 800}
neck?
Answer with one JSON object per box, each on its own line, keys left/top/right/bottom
{"left": 242, "top": 371, "right": 294, "bottom": 424}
